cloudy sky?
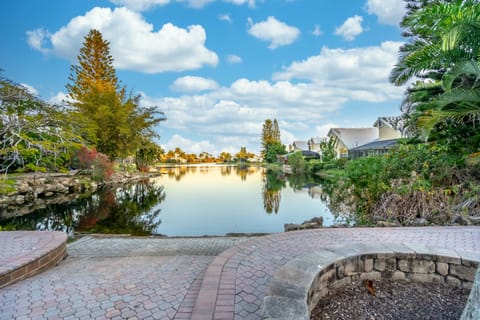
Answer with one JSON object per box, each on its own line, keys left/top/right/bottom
{"left": 1, "top": 0, "right": 408, "bottom": 155}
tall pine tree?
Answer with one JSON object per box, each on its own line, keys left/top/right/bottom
{"left": 67, "top": 29, "right": 122, "bottom": 102}
{"left": 261, "top": 118, "right": 285, "bottom": 163}
{"left": 66, "top": 29, "right": 164, "bottom": 160}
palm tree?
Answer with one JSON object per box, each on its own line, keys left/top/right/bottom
{"left": 391, "top": 0, "right": 480, "bottom": 142}
{"left": 391, "top": 0, "right": 479, "bottom": 86}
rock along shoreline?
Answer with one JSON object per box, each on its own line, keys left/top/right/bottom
{"left": 0, "top": 171, "right": 158, "bottom": 220}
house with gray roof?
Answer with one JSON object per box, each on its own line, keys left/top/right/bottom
{"left": 307, "top": 137, "right": 327, "bottom": 153}
{"left": 349, "top": 138, "right": 399, "bottom": 158}
{"left": 326, "top": 116, "right": 406, "bottom": 158}
{"left": 292, "top": 141, "right": 308, "bottom": 151}
{"left": 327, "top": 128, "right": 379, "bottom": 158}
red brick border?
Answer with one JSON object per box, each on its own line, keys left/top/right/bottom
{"left": 0, "top": 231, "right": 67, "bottom": 288}
{"left": 191, "top": 244, "right": 244, "bottom": 320}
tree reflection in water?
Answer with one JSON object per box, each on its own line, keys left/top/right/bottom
{"left": 77, "top": 180, "right": 165, "bottom": 235}
{"left": 262, "top": 169, "right": 335, "bottom": 215}
{"left": 1, "top": 180, "right": 165, "bottom": 236}
{"left": 262, "top": 170, "right": 286, "bottom": 214}
{"left": 235, "top": 164, "right": 256, "bottom": 181}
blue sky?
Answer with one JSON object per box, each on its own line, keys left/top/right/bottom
{"left": 1, "top": 0, "right": 408, "bottom": 155}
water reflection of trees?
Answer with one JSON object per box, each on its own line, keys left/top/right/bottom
{"left": 1, "top": 180, "right": 165, "bottom": 236}
{"left": 77, "top": 180, "right": 165, "bottom": 235}
{"left": 235, "top": 165, "right": 256, "bottom": 181}
{"left": 159, "top": 165, "right": 260, "bottom": 182}
{"left": 220, "top": 165, "right": 232, "bottom": 176}
{"left": 262, "top": 170, "right": 286, "bottom": 214}
{"left": 261, "top": 169, "right": 336, "bottom": 215}
{"left": 163, "top": 166, "right": 189, "bottom": 181}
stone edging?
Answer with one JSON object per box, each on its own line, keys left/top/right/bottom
{"left": 262, "top": 242, "right": 480, "bottom": 320}
{"left": 0, "top": 231, "right": 68, "bottom": 288}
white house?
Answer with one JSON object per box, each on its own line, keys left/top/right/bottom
{"left": 373, "top": 116, "right": 405, "bottom": 140}
{"left": 327, "top": 128, "right": 379, "bottom": 158}
{"left": 292, "top": 141, "right": 308, "bottom": 151}
{"left": 327, "top": 116, "right": 405, "bottom": 158}
{"left": 307, "top": 137, "right": 327, "bottom": 153}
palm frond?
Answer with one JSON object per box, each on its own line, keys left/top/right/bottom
{"left": 436, "top": 88, "right": 480, "bottom": 110}
{"left": 442, "top": 61, "right": 480, "bottom": 91}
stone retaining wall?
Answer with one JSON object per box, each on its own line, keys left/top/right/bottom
{"left": 262, "top": 242, "right": 480, "bottom": 320}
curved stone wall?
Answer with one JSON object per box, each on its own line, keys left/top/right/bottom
{"left": 262, "top": 242, "right": 480, "bottom": 320}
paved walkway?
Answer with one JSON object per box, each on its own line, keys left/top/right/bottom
{"left": 0, "top": 227, "right": 479, "bottom": 320}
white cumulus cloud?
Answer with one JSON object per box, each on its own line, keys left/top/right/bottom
{"left": 178, "top": 0, "right": 216, "bottom": 8}
{"left": 163, "top": 134, "right": 216, "bottom": 154}
{"left": 247, "top": 16, "right": 300, "bottom": 49}
{"left": 109, "top": 0, "right": 170, "bottom": 11}
{"left": 48, "top": 91, "right": 72, "bottom": 105}
{"left": 335, "top": 15, "right": 364, "bottom": 41}
{"left": 26, "top": 7, "right": 218, "bottom": 73}
{"left": 226, "top": 0, "right": 255, "bottom": 7}
{"left": 20, "top": 83, "right": 38, "bottom": 96}
{"left": 26, "top": 28, "right": 51, "bottom": 54}
{"left": 312, "top": 25, "right": 322, "bottom": 37}
{"left": 218, "top": 13, "right": 233, "bottom": 23}
{"left": 226, "top": 54, "right": 243, "bottom": 64}
{"left": 273, "top": 41, "right": 404, "bottom": 102}
{"left": 110, "top": 0, "right": 255, "bottom": 10}
{"left": 170, "top": 76, "right": 219, "bottom": 92}
{"left": 365, "top": 0, "right": 406, "bottom": 26}
{"left": 314, "top": 123, "right": 338, "bottom": 138}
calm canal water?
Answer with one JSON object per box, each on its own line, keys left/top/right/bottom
{"left": 1, "top": 165, "right": 336, "bottom": 236}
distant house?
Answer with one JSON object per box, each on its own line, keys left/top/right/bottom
{"left": 326, "top": 116, "right": 406, "bottom": 159}
{"left": 307, "top": 137, "right": 326, "bottom": 153}
{"left": 327, "top": 128, "right": 378, "bottom": 158}
{"left": 349, "top": 139, "right": 398, "bottom": 158}
{"left": 292, "top": 141, "right": 308, "bottom": 151}
{"left": 373, "top": 116, "right": 405, "bottom": 140}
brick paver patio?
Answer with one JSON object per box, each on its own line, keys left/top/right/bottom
{"left": 0, "top": 227, "right": 479, "bottom": 319}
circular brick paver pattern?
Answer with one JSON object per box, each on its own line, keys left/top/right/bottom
{"left": 0, "top": 227, "right": 479, "bottom": 320}
{"left": 192, "top": 226, "right": 480, "bottom": 320}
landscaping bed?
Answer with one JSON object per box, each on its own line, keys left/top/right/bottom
{"left": 310, "top": 278, "right": 469, "bottom": 320}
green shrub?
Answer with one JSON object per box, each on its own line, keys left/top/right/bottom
{"left": 332, "top": 142, "right": 473, "bottom": 225}
{"left": 287, "top": 151, "right": 306, "bottom": 173}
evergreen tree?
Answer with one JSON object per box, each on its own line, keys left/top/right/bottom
{"left": 66, "top": 29, "right": 122, "bottom": 102}
{"left": 261, "top": 118, "right": 286, "bottom": 162}
{"left": 273, "top": 119, "right": 280, "bottom": 142}
{"left": 261, "top": 119, "right": 274, "bottom": 154}
{"left": 66, "top": 29, "right": 164, "bottom": 160}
